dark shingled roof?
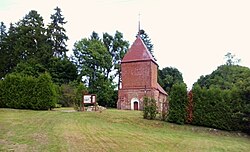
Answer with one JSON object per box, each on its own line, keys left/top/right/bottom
{"left": 122, "top": 36, "right": 157, "bottom": 64}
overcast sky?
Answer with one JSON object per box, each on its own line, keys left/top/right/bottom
{"left": 1, "top": 0, "right": 250, "bottom": 88}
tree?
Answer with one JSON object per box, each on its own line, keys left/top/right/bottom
{"left": 224, "top": 52, "right": 241, "bottom": 66}
{"left": 113, "top": 31, "right": 129, "bottom": 89}
{"left": 47, "top": 7, "right": 68, "bottom": 58}
{"left": 91, "top": 74, "right": 116, "bottom": 106}
{"left": 12, "top": 60, "right": 46, "bottom": 78}
{"left": 103, "top": 31, "right": 129, "bottom": 89}
{"left": 102, "top": 32, "right": 114, "bottom": 79}
{"left": 15, "top": 10, "right": 52, "bottom": 65}
{"left": 139, "top": 29, "right": 154, "bottom": 59}
{"left": 0, "top": 22, "right": 7, "bottom": 42}
{"left": 1, "top": 10, "right": 52, "bottom": 74}
{"left": 158, "top": 67, "right": 184, "bottom": 93}
{"left": 0, "top": 23, "right": 19, "bottom": 78}
{"left": 195, "top": 65, "right": 250, "bottom": 89}
{"left": 73, "top": 32, "right": 114, "bottom": 106}
{"left": 59, "top": 81, "right": 87, "bottom": 107}
{"left": 0, "top": 22, "right": 7, "bottom": 78}
{"left": 73, "top": 32, "right": 112, "bottom": 85}
{"left": 48, "top": 57, "right": 78, "bottom": 85}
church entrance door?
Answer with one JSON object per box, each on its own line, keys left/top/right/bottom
{"left": 134, "top": 102, "right": 138, "bottom": 110}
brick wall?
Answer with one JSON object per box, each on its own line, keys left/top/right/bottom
{"left": 118, "top": 55, "right": 167, "bottom": 111}
{"left": 150, "top": 62, "right": 158, "bottom": 89}
{"left": 117, "top": 88, "right": 168, "bottom": 111}
{"left": 121, "top": 61, "right": 157, "bottom": 89}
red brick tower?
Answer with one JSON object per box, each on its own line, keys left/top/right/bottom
{"left": 117, "top": 35, "right": 168, "bottom": 110}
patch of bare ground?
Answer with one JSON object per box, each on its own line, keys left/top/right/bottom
{"left": 63, "top": 132, "right": 86, "bottom": 151}
{"left": 61, "top": 110, "right": 77, "bottom": 113}
{"left": 0, "top": 139, "right": 28, "bottom": 152}
{"left": 32, "top": 133, "right": 49, "bottom": 145}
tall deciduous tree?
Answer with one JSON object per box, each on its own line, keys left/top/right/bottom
{"left": 103, "top": 32, "right": 114, "bottom": 79}
{"left": 224, "top": 52, "right": 241, "bottom": 66}
{"left": 73, "top": 32, "right": 114, "bottom": 106}
{"left": 158, "top": 67, "right": 184, "bottom": 93}
{"left": 113, "top": 31, "right": 129, "bottom": 89}
{"left": 195, "top": 64, "right": 250, "bottom": 90}
{"left": 103, "top": 31, "right": 129, "bottom": 89}
{"left": 73, "top": 31, "right": 112, "bottom": 86}
{"left": 47, "top": 7, "right": 68, "bottom": 58}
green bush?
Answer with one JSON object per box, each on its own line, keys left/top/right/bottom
{"left": 167, "top": 82, "right": 188, "bottom": 124}
{"left": 59, "top": 84, "right": 77, "bottom": 107}
{"left": 0, "top": 73, "right": 58, "bottom": 110}
{"left": 58, "top": 81, "right": 87, "bottom": 109}
{"left": 143, "top": 96, "right": 157, "bottom": 120}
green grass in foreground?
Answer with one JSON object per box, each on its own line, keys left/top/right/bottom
{"left": 0, "top": 108, "right": 249, "bottom": 152}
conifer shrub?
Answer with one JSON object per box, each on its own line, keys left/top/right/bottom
{"left": 0, "top": 73, "right": 57, "bottom": 110}
{"left": 167, "top": 82, "right": 188, "bottom": 124}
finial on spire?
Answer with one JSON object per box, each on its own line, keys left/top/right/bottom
{"left": 138, "top": 13, "right": 141, "bottom": 37}
{"left": 138, "top": 13, "right": 141, "bottom": 34}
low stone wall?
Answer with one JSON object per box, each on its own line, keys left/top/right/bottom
{"left": 85, "top": 105, "right": 106, "bottom": 112}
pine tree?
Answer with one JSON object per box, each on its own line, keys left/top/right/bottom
{"left": 0, "top": 23, "right": 20, "bottom": 78}
{"left": 0, "top": 22, "right": 7, "bottom": 42}
{"left": 47, "top": 7, "right": 68, "bottom": 58}
{"left": 0, "top": 22, "right": 7, "bottom": 78}
{"left": 15, "top": 10, "right": 52, "bottom": 65}
{"left": 139, "top": 29, "right": 155, "bottom": 59}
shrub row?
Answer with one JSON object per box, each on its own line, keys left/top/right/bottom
{"left": 192, "top": 85, "right": 249, "bottom": 132}
{"left": 0, "top": 73, "right": 57, "bottom": 110}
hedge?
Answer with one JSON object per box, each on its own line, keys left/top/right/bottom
{"left": 167, "top": 82, "right": 188, "bottom": 124}
{"left": 192, "top": 84, "right": 247, "bottom": 132}
{"left": 0, "top": 73, "right": 57, "bottom": 110}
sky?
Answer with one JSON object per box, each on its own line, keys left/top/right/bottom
{"left": 1, "top": 0, "right": 250, "bottom": 89}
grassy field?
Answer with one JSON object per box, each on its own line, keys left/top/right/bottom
{"left": 0, "top": 108, "right": 249, "bottom": 152}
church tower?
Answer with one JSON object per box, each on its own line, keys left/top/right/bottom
{"left": 117, "top": 35, "right": 168, "bottom": 110}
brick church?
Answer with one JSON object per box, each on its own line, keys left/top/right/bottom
{"left": 117, "top": 34, "right": 168, "bottom": 111}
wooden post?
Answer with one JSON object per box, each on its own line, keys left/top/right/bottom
{"left": 82, "top": 91, "right": 85, "bottom": 111}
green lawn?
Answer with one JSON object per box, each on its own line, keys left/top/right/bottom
{"left": 0, "top": 108, "right": 249, "bottom": 152}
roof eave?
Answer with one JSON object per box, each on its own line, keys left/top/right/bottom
{"left": 121, "top": 59, "right": 158, "bottom": 66}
